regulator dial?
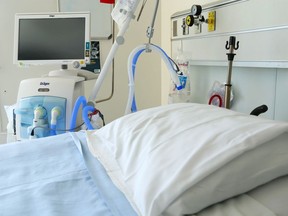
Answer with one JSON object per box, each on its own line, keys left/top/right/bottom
{"left": 185, "top": 15, "right": 194, "bottom": 27}
{"left": 191, "top": 5, "right": 202, "bottom": 16}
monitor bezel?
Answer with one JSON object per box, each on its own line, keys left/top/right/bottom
{"left": 13, "top": 12, "right": 91, "bottom": 67}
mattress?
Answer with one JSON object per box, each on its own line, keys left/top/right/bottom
{"left": 248, "top": 175, "right": 288, "bottom": 216}
{"left": 192, "top": 175, "right": 288, "bottom": 216}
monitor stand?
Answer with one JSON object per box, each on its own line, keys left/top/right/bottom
{"left": 48, "top": 64, "right": 99, "bottom": 81}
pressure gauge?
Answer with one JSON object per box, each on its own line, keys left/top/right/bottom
{"left": 191, "top": 5, "right": 202, "bottom": 16}
{"left": 185, "top": 15, "right": 194, "bottom": 27}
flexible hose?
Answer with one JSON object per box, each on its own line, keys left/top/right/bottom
{"left": 125, "top": 44, "right": 182, "bottom": 114}
{"left": 70, "top": 96, "right": 87, "bottom": 132}
{"left": 125, "top": 45, "right": 145, "bottom": 114}
{"left": 131, "top": 48, "right": 146, "bottom": 113}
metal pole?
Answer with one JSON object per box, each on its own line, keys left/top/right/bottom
{"left": 224, "top": 36, "right": 239, "bottom": 109}
{"left": 146, "top": 0, "right": 160, "bottom": 44}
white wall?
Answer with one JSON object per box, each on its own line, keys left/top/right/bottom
{"left": 0, "top": 0, "right": 162, "bottom": 132}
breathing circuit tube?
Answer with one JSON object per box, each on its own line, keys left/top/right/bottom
{"left": 128, "top": 48, "right": 146, "bottom": 113}
{"left": 125, "top": 43, "right": 182, "bottom": 114}
{"left": 69, "top": 1, "right": 179, "bottom": 129}
{"left": 70, "top": 43, "right": 180, "bottom": 129}
{"left": 69, "top": 95, "right": 97, "bottom": 131}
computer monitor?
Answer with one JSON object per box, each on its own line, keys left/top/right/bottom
{"left": 13, "top": 12, "right": 91, "bottom": 67}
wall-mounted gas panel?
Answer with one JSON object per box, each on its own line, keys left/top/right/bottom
{"left": 171, "top": 0, "right": 288, "bottom": 68}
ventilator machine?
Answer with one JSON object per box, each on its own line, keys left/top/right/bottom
{"left": 14, "top": 12, "right": 94, "bottom": 140}
{"left": 14, "top": 0, "right": 184, "bottom": 140}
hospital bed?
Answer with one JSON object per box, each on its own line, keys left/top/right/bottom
{"left": 0, "top": 103, "right": 288, "bottom": 216}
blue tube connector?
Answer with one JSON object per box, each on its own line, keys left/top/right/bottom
{"left": 50, "top": 124, "right": 57, "bottom": 136}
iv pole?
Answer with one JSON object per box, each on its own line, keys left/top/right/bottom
{"left": 224, "top": 36, "right": 239, "bottom": 109}
{"left": 146, "top": 0, "right": 160, "bottom": 45}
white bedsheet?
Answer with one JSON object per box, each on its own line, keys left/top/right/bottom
{"left": 0, "top": 131, "right": 137, "bottom": 216}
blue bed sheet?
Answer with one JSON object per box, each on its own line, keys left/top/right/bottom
{"left": 0, "top": 131, "right": 137, "bottom": 216}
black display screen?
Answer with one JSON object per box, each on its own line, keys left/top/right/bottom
{"left": 18, "top": 17, "right": 86, "bottom": 61}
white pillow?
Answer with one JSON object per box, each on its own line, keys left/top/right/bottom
{"left": 86, "top": 103, "right": 288, "bottom": 216}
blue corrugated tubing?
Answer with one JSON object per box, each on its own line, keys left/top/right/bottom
{"left": 70, "top": 96, "right": 87, "bottom": 132}
{"left": 131, "top": 48, "right": 145, "bottom": 113}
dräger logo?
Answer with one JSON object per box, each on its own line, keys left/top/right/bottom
{"left": 40, "top": 82, "right": 50, "bottom": 86}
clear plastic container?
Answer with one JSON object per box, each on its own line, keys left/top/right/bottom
{"left": 168, "top": 48, "right": 191, "bottom": 103}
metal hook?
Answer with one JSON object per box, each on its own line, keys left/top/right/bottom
{"left": 225, "top": 36, "right": 240, "bottom": 50}
{"left": 235, "top": 41, "right": 240, "bottom": 50}
{"left": 225, "top": 41, "right": 230, "bottom": 50}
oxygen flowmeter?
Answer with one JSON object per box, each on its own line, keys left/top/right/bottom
{"left": 186, "top": 5, "right": 204, "bottom": 27}
{"left": 185, "top": 4, "right": 216, "bottom": 33}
